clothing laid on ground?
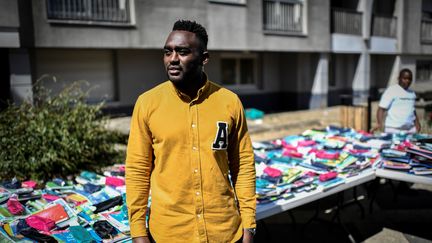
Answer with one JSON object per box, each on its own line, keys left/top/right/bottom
{"left": 379, "top": 84, "right": 417, "bottom": 132}
{"left": 126, "top": 79, "right": 256, "bottom": 243}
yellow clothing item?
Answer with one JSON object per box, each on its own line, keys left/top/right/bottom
{"left": 126, "top": 80, "right": 256, "bottom": 243}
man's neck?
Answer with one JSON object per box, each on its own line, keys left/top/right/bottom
{"left": 175, "top": 73, "right": 206, "bottom": 100}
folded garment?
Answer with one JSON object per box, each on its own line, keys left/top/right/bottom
{"left": 21, "top": 181, "right": 37, "bottom": 189}
{"left": 69, "top": 225, "right": 94, "bottom": 243}
{"left": 382, "top": 160, "right": 411, "bottom": 170}
{"left": 42, "top": 194, "right": 60, "bottom": 202}
{"left": 92, "top": 220, "right": 118, "bottom": 239}
{"left": 93, "top": 195, "right": 123, "bottom": 214}
{"left": 315, "top": 150, "right": 340, "bottom": 160}
{"left": 263, "top": 166, "right": 283, "bottom": 178}
{"left": 84, "top": 183, "right": 102, "bottom": 194}
{"left": 25, "top": 215, "right": 56, "bottom": 232}
{"left": 319, "top": 171, "right": 338, "bottom": 182}
{"left": 7, "top": 196, "right": 24, "bottom": 215}
{"left": 20, "top": 227, "right": 57, "bottom": 243}
{"left": 33, "top": 203, "right": 69, "bottom": 223}
{"left": 297, "top": 140, "right": 316, "bottom": 147}
{"left": 282, "top": 149, "right": 303, "bottom": 158}
{"left": 2, "top": 178, "right": 21, "bottom": 189}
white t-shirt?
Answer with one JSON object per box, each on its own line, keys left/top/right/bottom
{"left": 379, "top": 84, "right": 416, "bottom": 128}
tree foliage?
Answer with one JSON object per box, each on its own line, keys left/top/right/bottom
{"left": 0, "top": 81, "right": 126, "bottom": 181}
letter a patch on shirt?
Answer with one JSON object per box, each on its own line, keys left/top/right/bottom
{"left": 212, "top": 122, "right": 228, "bottom": 150}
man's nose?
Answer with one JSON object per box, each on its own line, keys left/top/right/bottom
{"left": 170, "top": 52, "right": 179, "bottom": 63}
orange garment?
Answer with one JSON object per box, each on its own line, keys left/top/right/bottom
{"left": 126, "top": 80, "right": 256, "bottom": 243}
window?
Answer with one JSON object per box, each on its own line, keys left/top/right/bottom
{"left": 220, "top": 55, "right": 258, "bottom": 87}
{"left": 263, "top": 0, "right": 306, "bottom": 34}
{"left": 416, "top": 60, "right": 432, "bottom": 82}
{"left": 209, "top": 0, "right": 247, "bottom": 5}
{"left": 46, "top": 0, "right": 135, "bottom": 26}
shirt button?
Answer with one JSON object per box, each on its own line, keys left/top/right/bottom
{"left": 194, "top": 169, "right": 198, "bottom": 173}
{"left": 197, "top": 214, "right": 201, "bottom": 218}
{"left": 192, "top": 124, "right": 196, "bottom": 128}
{"left": 196, "top": 191, "right": 200, "bottom": 196}
{"left": 193, "top": 146, "right": 197, "bottom": 150}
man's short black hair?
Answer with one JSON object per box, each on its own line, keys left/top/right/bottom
{"left": 399, "top": 68, "right": 413, "bottom": 77}
{"left": 172, "top": 20, "right": 208, "bottom": 50}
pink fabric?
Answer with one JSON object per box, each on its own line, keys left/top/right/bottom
{"left": 316, "top": 150, "right": 340, "bottom": 160}
{"left": 25, "top": 215, "right": 56, "bottom": 232}
{"left": 118, "top": 165, "right": 125, "bottom": 172}
{"left": 7, "top": 196, "right": 24, "bottom": 215}
{"left": 282, "top": 149, "right": 303, "bottom": 158}
{"left": 42, "top": 194, "right": 61, "bottom": 201}
{"left": 319, "top": 171, "right": 338, "bottom": 182}
{"left": 264, "top": 167, "right": 283, "bottom": 178}
{"left": 349, "top": 149, "right": 370, "bottom": 154}
{"left": 297, "top": 140, "right": 316, "bottom": 147}
{"left": 395, "top": 141, "right": 415, "bottom": 151}
{"left": 358, "top": 130, "right": 373, "bottom": 136}
{"left": 305, "top": 171, "right": 317, "bottom": 177}
{"left": 22, "top": 181, "right": 37, "bottom": 189}
{"left": 281, "top": 141, "right": 297, "bottom": 151}
{"left": 105, "top": 176, "right": 125, "bottom": 187}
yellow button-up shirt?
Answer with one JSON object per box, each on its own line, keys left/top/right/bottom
{"left": 126, "top": 80, "right": 256, "bottom": 243}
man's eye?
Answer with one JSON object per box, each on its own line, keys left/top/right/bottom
{"left": 164, "top": 50, "right": 172, "bottom": 55}
{"left": 178, "top": 51, "right": 187, "bottom": 55}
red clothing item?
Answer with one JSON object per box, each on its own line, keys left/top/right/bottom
{"left": 264, "top": 167, "right": 283, "bottom": 178}
{"left": 297, "top": 140, "right": 316, "bottom": 147}
{"left": 319, "top": 171, "right": 338, "bottom": 182}
{"left": 315, "top": 150, "right": 340, "bottom": 160}
{"left": 7, "top": 196, "right": 24, "bottom": 215}
{"left": 282, "top": 149, "right": 303, "bottom": 158}
{"left": 105, "top": 176, "right": 125, "bottom": 187}
{"left": 26, "top": 215, "right": 56, "bottom": 232}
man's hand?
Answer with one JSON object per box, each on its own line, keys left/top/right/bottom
{"left": 132, "top": 236, "right": 151, "bottom": 243}
{"left": 370, "top": 124, "right": 382, "bottom": 133}
{"left": 415, "top": 122, "right": 421, "bottom": 133}
{"left": 242, "top": 229, "right": 254, "bottom": 243}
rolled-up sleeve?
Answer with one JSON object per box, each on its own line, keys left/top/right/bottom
{"left": 228, "top": 97, "right": 256, "bottom": 229}
{"left": 125, "top": 95, "right": 153, "bottom": 237}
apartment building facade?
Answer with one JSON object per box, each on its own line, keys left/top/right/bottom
{"left": 1, "top": 0, "right": 431, "bottom": 113}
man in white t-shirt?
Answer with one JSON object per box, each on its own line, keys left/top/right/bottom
{"left": 371, "top": 68, "right": 421, "bottom": 134}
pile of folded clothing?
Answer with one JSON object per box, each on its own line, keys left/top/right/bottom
{"left": 0, "top": 164, "right": 135, "bottom": 243}
{"left": 253, "top": 125, "right": 432, "bottom": 204}
{"left": 376, "top": 136, "right": 432, "bottom": 175}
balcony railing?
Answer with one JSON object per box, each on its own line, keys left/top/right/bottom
{"left": 332, "top": 8, "right": 362, "bottom": 35}
{"left": 421, "top": 18, "right": 432, "bottom": 43}
{"left": 372, "top": 15, "right": 397, "bottom": 38}
{"left": 263, "top": 0, "right": 303, "bottom": 33}
{"left": 46, "top": 0, "right": 133, "bottom": 26}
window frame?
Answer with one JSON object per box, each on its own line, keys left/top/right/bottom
{"left": 416, "top": 60, "right": 432, "bottom": 82}
{"left": 219, "top": 53, "right": 259, "bottom": 89}
{"left": 45, "top": 0, "right": 136, "bottom": 27}
{"left": 262, "top": 0, "right": 308, "bottom": 36}
{"left": 209, "top": 0, "right": 247, "bottom": 5}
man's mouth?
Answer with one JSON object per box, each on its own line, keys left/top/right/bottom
{"left": 168, "top": 66, "right": 181, "bottom": 75}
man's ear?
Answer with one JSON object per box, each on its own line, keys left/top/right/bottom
{"left": 202, "top": 51, "right": 209, "bottom": 65}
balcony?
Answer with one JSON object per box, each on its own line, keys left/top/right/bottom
{"left": 46, "top": 0, "right": 134, "bottom": 26}
{"left": 263, "top": 0, "right": 304, "bottom": 34}
{"left": 332, "top": 8, "right": 362, "bottom": 35}
{"left": 371, "top": 15, "right": 396, "bottom": 38}
{"left": 421, "top": 18, "right": 432, "bottom": 43}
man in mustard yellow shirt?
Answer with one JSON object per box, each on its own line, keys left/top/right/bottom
{"left": 125, "top": 20, "right": 256, "bottom": 243}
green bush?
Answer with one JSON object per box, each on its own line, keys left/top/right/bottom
{"left": 0, "top": 81, "right": 126, "bottom": 182}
